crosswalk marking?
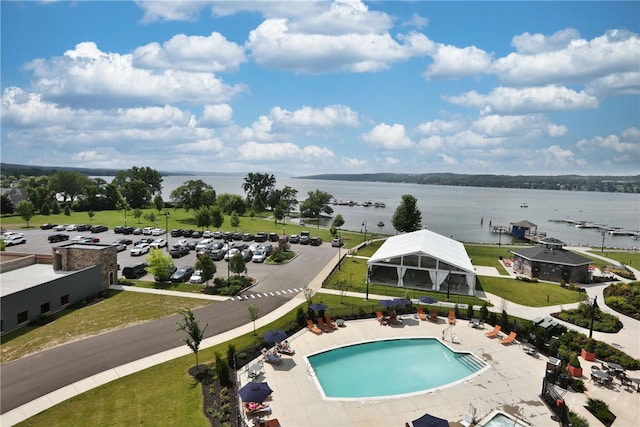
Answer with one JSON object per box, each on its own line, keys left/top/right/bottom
{"left": 229, "top": 288, "right": 305, "bottom": 301}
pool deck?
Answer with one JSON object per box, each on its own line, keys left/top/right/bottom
{"left": 240, "top": 316, "right": 562, "bottom": 427}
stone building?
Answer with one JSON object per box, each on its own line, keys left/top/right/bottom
{"left": 510, "top": 238, "right": 591, "bottom": 283}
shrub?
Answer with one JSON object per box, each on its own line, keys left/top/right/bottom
{"left": 569, "top": 354, "right": 581, "bottom": 368}
{"left": 569, "top": 411, "right": 589, "bottom": 427}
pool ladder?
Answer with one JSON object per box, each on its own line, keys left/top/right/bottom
{"left": 473, "top": 348, "right": 485, "bottom": 359}
{"left": 306, "top": 362, "right": 316, "bottom": 377}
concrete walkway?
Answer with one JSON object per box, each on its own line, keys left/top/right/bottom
{"left": 1, "top": 247, "right": 638, "bottom": 426}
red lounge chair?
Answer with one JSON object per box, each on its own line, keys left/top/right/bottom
{"left": 448, "top": 310, "right": 456, "bottom": 325}
{"left": 325, "top": 315, "right": 340, "bottom": 330}
{"left": 417, "top": 307, "right": 428, "bottom": 321}
{"left": 317, "top": 317, "right": 332, "bottom": 333}
{"left": 430, "top": 309, "right": 439, "bottom": 322}
{"left": 500, "top": 331, "right": 517, "bottom": 345}
{"left": 307, "top": 319, "right": 322, "bottom": 335}
{"left": 376, "top": 311, "right": 388, "bottom": 326}
{"left": 486, "top": 324, "right": 501, "bottom": 338}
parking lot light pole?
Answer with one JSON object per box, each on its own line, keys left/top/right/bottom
{"left": 164, "top": 211, "right": 170, "bottom": 252}
{"left": 362, "top": 220, "right": 367, "bottom": 244}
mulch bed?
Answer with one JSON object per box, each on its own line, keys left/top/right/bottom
{"left": 189, "top": 364, "right": 240, "bottom": 427}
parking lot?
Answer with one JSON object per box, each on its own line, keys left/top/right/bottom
{"left": 3, "top": 227, "right": 339, "bottom": 294}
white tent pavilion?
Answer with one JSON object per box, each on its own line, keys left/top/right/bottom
{"left": 366, "top": 229, "right": 476, "bottom": 296}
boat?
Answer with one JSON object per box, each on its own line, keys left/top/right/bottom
{"left": 520, "top": 203, "right": 528, "bottom": 208}
{"left": 362, "top": 201, "right": 373, "bottom": 207}
{"left": 374, "top": 202, "right": 386, "bottom": 208}
{"left": 377, "top": 221, "right": 384, "bottom": 227}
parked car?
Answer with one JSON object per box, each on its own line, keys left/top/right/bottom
{"left": 48, "top": 233, "right": 69, "bottom": 243}
{"left": 132, "top": 228, "right": 143, "bottom": 235}
{"left": 191, "top": 230, "right": 203, "bottom": 238}
{"left": 151, "top": 228, "right": 165, "bottom": 236}
{"left": 112, "top": 242, "right": 127, "bottom": 252}
{"left": 114, "top": 226, "right": 125, "bottom": 234}
{"left": 242, "top": 233, "right": 254, "bottom": 242}
{"left": 170, "top": 265, "right": 195, "bottom": 283}
{"left": 255, "top": 232, "right": 267, "bottom": 242}
{"left": 331, "top": 238, "right": 344, "bottom": 247}
{"left": 142, "top": 227, "right": 154, "bottom": 235}
{"left": 130, "top": 243, "right": 150, "bottom": 256}
{"left": 241, "top": 248, "right": 253, "bottom": 261}
{"left": 262, "top": 244, "right": 273, "bottom": 255}
{"left": 195, "top": 239, "right": 213, "bottom": 251}
{"left": 225, "top": 248, "right": 239, "bottom": 261}
{"left": 231, "top": 242, "right": 248, "bottom": 251}
{"left": 71, "top": 235, "right": 97, "bottom": 243}
{"left": 210, "top": 248, "right": 227, "bottom": 260}
{"left": 232, "top": 232, "right": 243, "bottom": 241}
{"left": 90, "top": 225, "right": 108, "bottom": 233}
{"left": 169, "top": 245, "right": 190, "bottom": 258}
{"left": 54, "top": 224, "right": 68, "bottom": 231}
{"left": 182, "top": 229, "right": 194, "bottom": 237}
{"left": 150, "top": 238, "right": 167, "bottom": 249}
{"left": 252, "top": 249, "right": 267, "bottom": 263}
{"left": 154, "top": 266, "right": 177, "bottom": 282}
{"left": 122, "top": 226, "right": 136, "bottom": 235}
{"left": 5, "top": 234, "right": 26, "bottom": 246}
{"left": 76, "top": 224, "right": 91, "bottom": 232}
{"left": 122, "top": 262, "right": 148, "bottom": 279}
{"left": 310, "top": 237, "right": 323, "bottom": 246}
{"left": 202, "top": 230, "right": 213, "bottom": 238}
{"left": 66, "top": 224, "right": 78, "bottom": 231}
{"left": 171, "top": 229, "right": 183, "bottom": 237}
{"left": 268, "top": 232, "right": 278, "bottom": 242}
{"left": 40, "top": 223, "right": 57, "bottom": 230}
{"left": 212, "top": 231, "right": 223, "bottom": 239}
{"left": 135, "top": 238, "right": 155, "bottom": 245}
{"left": 116, "top": 238, "right": 133, "bottom": 246}
{"left": 189, "top": 270, "right": 204, "bottom": 284}
{"left": 299, "top": 235, "right": 310, "bottom": 245}
{"left": 289, "top": 234, "right": 300, "bottom": 244}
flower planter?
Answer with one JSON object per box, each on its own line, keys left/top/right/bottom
{"left": 581, "top": 348, "right": 596, "bottom": 362}
{"left": 568, "top": 365, "right": 583, "bottom": 378}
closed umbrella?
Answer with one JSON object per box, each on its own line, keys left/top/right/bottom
{"left": 263, "top": 330, "right": 287, "bottom": 343}
{"left": 379, "top": 299, "right": 398, "bottom": 308}
{"left": 419, "top": 296, "right": 438, "bottom": 304}
{"left": 412, "top": 413, "right": 450, "bottom": 427}
{"left": 392, "top": 298, "right": 411, "bottom": 306}
{"left": 309, "top": 303, "right": 328, "bottom": 311}
{"left": 238, "top": 382, "right": 273, "bottom": 403}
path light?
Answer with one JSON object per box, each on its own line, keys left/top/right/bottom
{"left": 362, "top": 220, "right": 367, "bottom": 243}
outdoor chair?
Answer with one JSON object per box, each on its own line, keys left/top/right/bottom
{"left": 306, "top": 319, "right": 322, "bottom": 335}
{"left": 485, "top": 324, "right": 501, "bottom": 338}
{"left": 448, "top": 310, "right": 456, "bottom": 325}
{"left": 429, "top": 309, "right": 439, "bottom": 323}
{"left": 500, "top": 331, "right": 517, "bottom": 345}
{"left": 417, "top": 307, "right": 428, "bottom": 321}
{"left": 317, "top": 317, "right": 332, "bottom": 333}
{"left": 376, "top": 311, "right": 388, "bottom": 326}
{"left": 261, "top": 348, "right": 282, "bottom": 365}
{"left": 324, "top": 315, "right": 340, "bottom": 330}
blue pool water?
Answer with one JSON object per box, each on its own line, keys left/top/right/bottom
{"left": 306, "top": 338, "right": 486, "bottom": 399}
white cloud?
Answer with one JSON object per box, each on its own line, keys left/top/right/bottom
{"left": 136, "top": 0, "right": 207, "bottom": 23}
{"left": 511, "top": 28, "right": 581, "bottom": 54}
{"left": 24, "top": 42, "right": 246, "bottom": 108}
{"left": 439, "top": 154, "right": 458, "bottom": 166}
{"left": 576, "top": 127, "right": 640, "bottom": 157}
{"left": 237, "top": 141, "right": 334, "bottom": 161}
{"left": 270, "top": 105, "right": 360, "bottom": 127}
{"left": 133, "top": 32, "right": 246, "bottom": 73}
{"left": 423, "top": 44, "right": 493, "bottom": 79}
{"left": 445, "top": 85, "right": 598, "bottom": 114}
{"left": 473, "top": 114, "right": 557, "bottom": 138}
{"left": 417, "top": 119, "right": 465, "bottom": 135}
{"left": 494, "top": 29, "right": 640, "bottom": 86}
{"left": 402, "top": 13, "right": 429, "bottom": 29}
{"left": 200, "top": 104, "right": 233, "bottom": 127}
{"left": 239, "top": 116, "right": 275, "bottom": 141}
{"left": 342, "top": 156, "right": 368, "bottom": 167}
{"left": 360, "top": 123, "right": 413, "bottom": 149}
{"left": 546, "top": 123, "right": 568, "bottom": 138}
{"left": 585, "top": 72, "right": 640, "bottom": 97}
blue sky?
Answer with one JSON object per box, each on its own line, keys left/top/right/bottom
{"left": 1, "top": 1, "right": 639, "bottom": 177}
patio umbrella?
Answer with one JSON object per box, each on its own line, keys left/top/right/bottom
{"left": 419, "top": 296, "right": 438, "bottom": 304}
{"left": 309, "top": 303, "right": 328, "bottom": 311}
{"left": 262, "top": 329, "right": 288, "bottom": 343}
{"left": 392, "top": 298, "right": 411, "bottom": 306}
{"left": 238, "top": 382, "right": 273, "bottom": 403}
{"left": 379, "top": 299, "right": 399, "bottom": 308}
{"left": 412, "top": 413, "right": 450, "bottom": 427}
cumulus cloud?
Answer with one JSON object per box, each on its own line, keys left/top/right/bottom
{"left": 200, "top": 104, "right": 234, "bottom": 127}
{"left": 133, "top": 32, "right": 246, "bottom": 73}
{"left": 493, "top": 29, "right": 640, "bottom": 86}
{"left": 136, "top": 0, "right": 207, "bottom": 23}
{"left": 402, "top": 13, "right": 429, "bottom": 29}
{"left": 237, "top": 141, "right": 334, "bottom": 161}
{"left": 511, "top": 28, "right": 581, "bottom": 54}
{"left": 360, "top": 123, "right": 414, "bottom": 149}
{"left": 585, "top": 71, "right": 640, "bottom": 97}
{"left": 417, "top": 119, "right": 465, "bottom": 135}
{"left": 342, "top": 156, "right": 368, "bottom": 167}
{"left": 445, "top": 85, "right": 598, "bottom": 114}
{"left": 24, "top": 42, "right": 246, "bottom": 108}
{"left": 270, "top": 105, "right": 360, "bottom": 127}
{"left": 423, "top": 44, "right": 493, "bottom": 79}
{"left": 473, "top": 114, "right": 559, "bottom": 138}
{"left": 576, "top": 127, "right": 640, "bottom": 158}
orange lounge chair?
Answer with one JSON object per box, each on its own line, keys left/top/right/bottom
{"left": 307, "top": 319, "right": 322, "bottom": 335}
{"left": 501, "top": 331, "right": 517, "bottom": 345}
{"left": 486, "top": 324, "right": 501, "bottom": 338}
{"left": 376, "top": 311, "right": 388, "bottom": 326}
{"left": 430, "top": 309, "right": 439, "bottom": 323}
{"left": 317, "top": 317, "right": 332, "bottom": 333}
{"left": 448, "top": 310, "right": 456, "bottom": 325}
{"left": 417, "top": 307, "right": 428, "bottom": 321}
{"left": 325, "top": 315, "right": 340, "bottom": 330}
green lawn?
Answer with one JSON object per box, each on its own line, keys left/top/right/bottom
{"left": 477, "top": 276, "right": 587, "bottom": 307}
{"left": 1, "top": 290, "right": 212, "bottom": 364}
{"left": 464, "top": 244, "right": 516, "bottom": 274}
{"left": 583, "top": 249, "right": 640, "bottom": 269}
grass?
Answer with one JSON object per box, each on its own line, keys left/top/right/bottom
{"left": 130, "top": 279, "right": 208, "bottom": 294}
{"left": 477, "top": 276, "right": 587, "bottom": 307}
{"left": 584, "top": 249, "right": 640, "bottom": 269}
{"left": 1, "top": 290, "right": 212, "bottom": 364}
{"left": 464, "top": 244, "right": 514, "bottom": 274}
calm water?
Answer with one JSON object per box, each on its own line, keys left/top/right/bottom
{"left": 96, "top": 174, "right": 640, "bottom": 247}
{"left": 306, "top": 338, "right": 483, "bottom": 399}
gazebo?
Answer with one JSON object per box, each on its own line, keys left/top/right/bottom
{"left": 366, "top": 229, "right": 476, "bottom": 296}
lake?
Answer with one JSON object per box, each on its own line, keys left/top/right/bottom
{"left": 98, "top": 174, "right": 640, "bottom": 249}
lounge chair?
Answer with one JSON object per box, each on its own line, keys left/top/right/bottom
{"left": 376, "top": 311, "right": 388, "bottom": 326}
{"left": 417, "top": 307, "right": 428, "bottom": 321}
{"left": 388, "top": 311, "right": 402, "bottom": 325}
{"left": 448, "top": 310, "right": 456, "bottom": 325}
{"left": 317, "top": 317, "right": 332, "bottom": 333}
{"left": 243, "top": 402, "right": 271, "bottom": 417}
{"left": 500, "top": 331, "right": 517, "bottom": 345}
{"left": 307, "top": 319, "right": 322, "bottom": 335}
{"left": 261, "top": 347, "right": 282, "bottom": 365}
{"left": 325, "top": 315, "right": 340, "bottom": 330}
{"left": 460, "top": 410, "right": 475, "bottom": 427}
{"left": 485, "top": 324, "right": 501, "bottom": 338}
{"left": 429, "top": 309, "right": 439, "bottom": 323}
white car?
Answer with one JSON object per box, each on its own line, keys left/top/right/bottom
{"left": 4, "top": 234, "right": 26, "bottom": 246}
{"left": 112, "top": 242, "right": 127, "bottom": 252}
{"left": 142, "top": 227, "right": 154, "bottom": 235}
{"left": 130, "top": 243, "right": 150, "bottom": 256}
{"left": 151, "top": 228, "right": 165, "bottom": 236}
{"left": 202, "top": 230, "right": 213, "bottom": 238}
{"left": 252, "top": 249, "right": 267, "bottom": 263}
{"left": 189, "top": 270, "right": 204, "bottom": 284}
{"left": 150, "top": 238, "right": 167, "bottom": 249}
{"left": 66, "top": 224, "right": 78, "bottom": 231}
{"left": 54, "top": 224, "right": 68, "bottom": 231}
{"left": 224, "top": 248, "right": 239, "bottom": 261}
{"left": 195, "top": 239, "right": 213, "bottom": 251}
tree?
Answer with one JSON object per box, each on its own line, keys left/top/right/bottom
{"left": 392, "top": 194, "right": 422, "bottom": 232}
{"left": 113, "top": 166, "right": 163, "bottom": 196}
{"left": 176, "top": 308, "right": 207, "bottom": 371}
{"left": 133, "top": 208, "right": 143, "bottom": 223}
{"left": 300, "top": 189, "right": 334, "bottom": 227}
{"left": 40, "top": 201, "right": 50, "bottom": 216}
{"left": 153, "top": 194, "right": 164, "bottom": 212}
{"left": 88, "top": 210, "right": 95, "bottom": 221}
{"left": 331, "top": 214, "right": 345, "bottom": 236}
{"left": 230, "top": 211, "right": 240, "bottom": 231}
{"left": 49, "top": 171, "right": 89, "bottom": 204}
{"left": 335, "top": 279, "right": 350, "bottom": 303}
{"left": 1, "top": 194, "right": 14, "bottom": 214}
{"left": 248, "top": 304, "right": 260, "bottom": 336}
{"left": 146, "top": 248, "right": 175, "bottom": 282}
{"left": 211, "top": 206, "right": 224, "bottom": 229}
{"left": 195, "top": 207, "right": 212, "bottom": 229}
{"left": 229, "top": 251, "right": 246, "bottom": 276}
{"left": 217, "top": 193, "right": 246, "bottom": 215}
{"left": 51, "top": 199, "right": 61, "bottom": 214}
{"left": 170, "top": 179, "right": 216, "bottom": 211}
{"left": 16, "top": 200, "right": 35, "bottom": 226}
{"left": 242, "top": 173, "right": 276, "bottom": 205}
{"left": 144, "top": 211, "right": 157, "bottom": 225}
{"left": 195, "top": 253, "right": 216, "bottom": 285}
{"left": 64, "top": 204, "right": 71, "bottom": 216}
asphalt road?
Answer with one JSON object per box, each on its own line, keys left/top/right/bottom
{"left": 1, "top": 227, "right": 337, "bottom": 413}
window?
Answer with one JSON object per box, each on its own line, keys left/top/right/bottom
{"left": 41, "top": 302, "right": 51, "bottom": 315}
{"left": 109, "top": 271, "right": 115, "bottom": 285}
{"left": 17, "top": 310, "right": 28, "bottom": 324}
{"left": 61, "top": 294, "right": 70, "bottom": 306}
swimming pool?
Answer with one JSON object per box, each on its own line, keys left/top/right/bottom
{"left": 478, "top": 410, "right": 529, "bottom": 427}
{"left": 306, "top": 337, "right": 487, "bottom": 399}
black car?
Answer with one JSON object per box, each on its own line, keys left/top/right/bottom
{"left": 48, "top": 233, "right": 69, "bottom": 243}
{"left": 114, "top": 226, "right": 125, "bottom": 234}
{"left": 212, "top": 231, "right": 223, "bottom": 239}
{"left": 171, "top": 229, "right": 184, "bottom": 237}
{"left": 231, "top": 242, "right": 248, "bottom": 251}
{"left": 122, "top": 226, "right": 136, "bottom": 235}
{"left": 255, "top": 232, "right": 267, "bottom": 242}
{"left": 116, "top": 238, "right": 133, "bottom": 246}
{"left": 90, "top": 225, "right": 108, "bottom": 233}
{"left": 182, "top": 229, "right": 194, "bottom": 237}
{"left": 241, "top": 248, "right": 253, "bottom": 261}
{"left": 210, "top": 248, "right": 227, "bottom": 260}
{"left": 76, "top": 224, "right": 91, "bottom": 232}
{"left": 299, "top": 236, "right": 310, "bottom": 245}
{"left": 268, "top": 232, "right": 278, "bottom": 242}
{"left": 135, "top": 238, "right": 154, "bottom": 245}
{"left": 155, "top": 266, "right": 177, "bottom": 282}
{"left": 170, "top": 265, "right": 195, "bottom": 282}
{"left": 40, "top": 223, "right": 57, "bottom": 230}
{"left": 232, "top": 232, "right": 243, "bottom": 241}
{"left": 191, "top": 230, "right": 203, "bottom": 238}
{"left": 310, "top": 237, "right": 323, "bottom": 246}
{"left": 169, "top": 245, "right": 190, "bottom": 258}
{"left": 242, "top": 233, "right": 254, "bottom": 242}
